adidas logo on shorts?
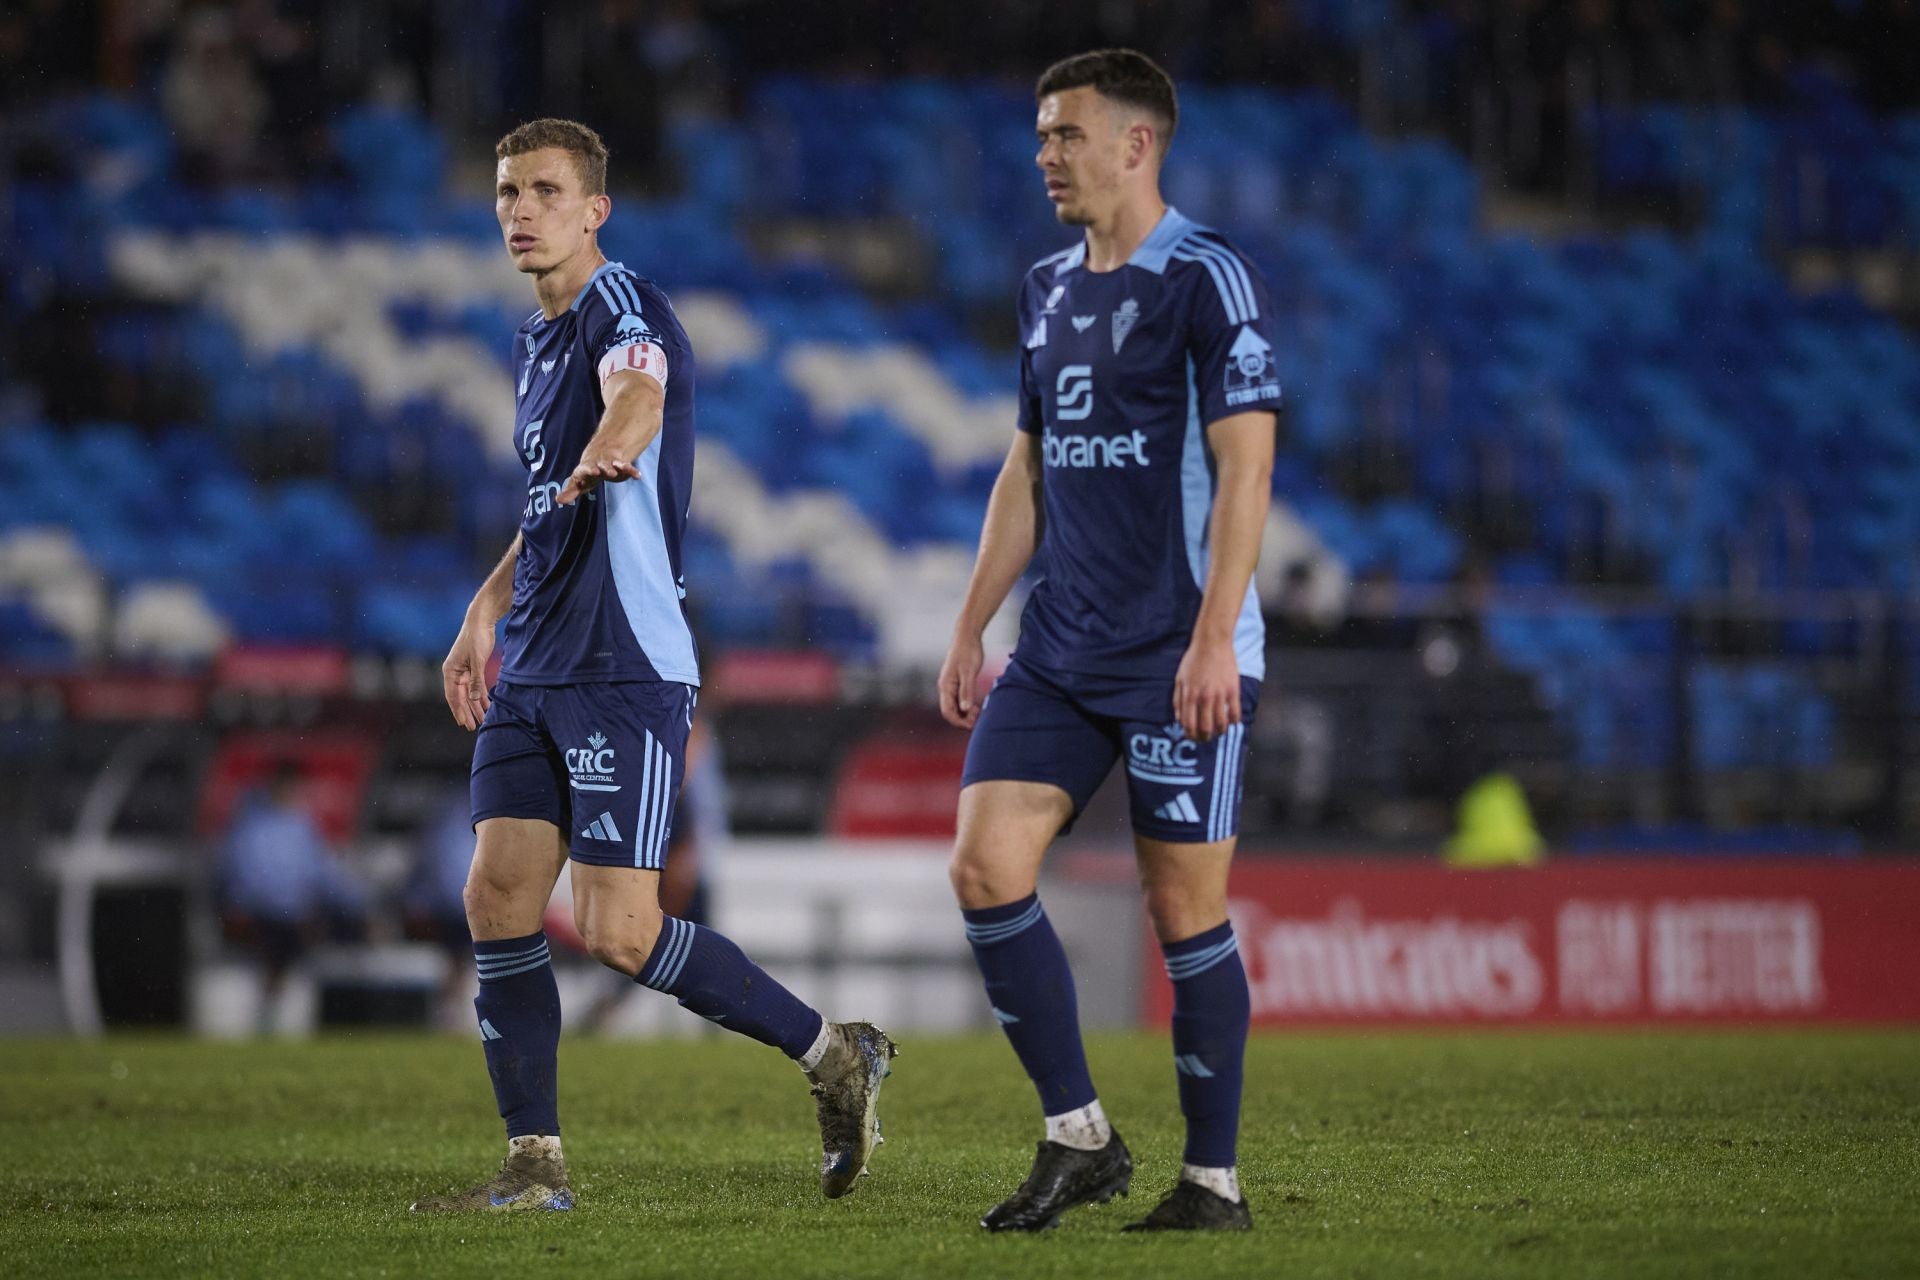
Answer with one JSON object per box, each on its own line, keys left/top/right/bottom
{"left": 580, "top": 812, "right": 623, "bottom": 841}
{"left": 1153, "top": 793, "right": 1202, "bottom": 824}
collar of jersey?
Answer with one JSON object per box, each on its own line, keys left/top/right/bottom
{"left": 567, "top": 260, "right": 630, "bottom": 312}
{"left": 1056, "top": 207, "right": 1196, "bottom": 277}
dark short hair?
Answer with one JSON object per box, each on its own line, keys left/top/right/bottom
{"left": 1035, "top": 49, "right": 1178, "bottom": 154}
{"left": 495, "top": 118, "right": 609, "bottom": 195}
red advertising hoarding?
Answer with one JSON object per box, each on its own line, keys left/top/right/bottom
{"left": 1142, "top": 860, "right": 1920, "bottom": 1025}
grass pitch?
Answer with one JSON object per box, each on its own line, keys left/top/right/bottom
{"left": 3, "top": 1029, "right": 1916, "bottom": 1278}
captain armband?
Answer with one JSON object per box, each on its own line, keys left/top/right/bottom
{"left": 598, "top": 341, "right": 670, "bottom": 390}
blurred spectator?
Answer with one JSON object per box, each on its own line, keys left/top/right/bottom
{"left": 216, "top": 763, "right": 369, "bottom": 1026}
{"left": 14, "top": 0, "right": 1913, "bottom": 206}
{"left": 581, "top": 0, "right": 670, "bottom": 193}
{"left": 645, "top": 0, "right": 730, "bottom": 122}
{"left": 403, "top": 791, "right": 476, "bottom": 1023}
{"left": 249, "top": 9, "right": 343, "bottom": 182}
{"left": 162, "top": 8, "right": 268, "bottom": 185}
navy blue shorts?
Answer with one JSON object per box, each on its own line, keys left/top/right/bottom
{"left": 961, "top": 657, "right": 1259, "bottom": 844}
{"left": 471, "top": 680, "right": 695, "bottom": 869}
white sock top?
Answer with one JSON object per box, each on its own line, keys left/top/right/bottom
{"left": 797, "top": 1019, "right": 832, "bottom": 1073}
{"left": 1181, "top": 1162, "right": 1241, "bottom": 1203}
{"left": 1044, "top": 1099, "right": 1112, "bottom": 1151}
{"left": 509, "top": 1134, "right": 562, "bottom": 1161}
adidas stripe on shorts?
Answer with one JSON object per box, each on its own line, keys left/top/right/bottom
{"left": 471, "top": 679, "right": 695, "bottom": 868}
{"left": 960, "top": 656, "right": 1259, "bottom": 843}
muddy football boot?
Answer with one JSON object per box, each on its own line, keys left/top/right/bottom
{"left": 807, "top": 1021, "right": 898, "bottom": 1198}
{"left": 408, "top": 1148, "right": 574, "bottom": 1214}
{"left": 1121, "top": 1179, "right": 1252, "bottom": 1232}
{"left": 981, "top": 1131, "right": 1133, "bottom": 1232}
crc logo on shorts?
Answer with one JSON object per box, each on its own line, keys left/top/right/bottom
{"left": 1126, "top": 725, "right": 1203, "bottom": 786}
{"left": 1224, "top": 326, "right": 1280, "bottom": 407}
{"left": 566, "top": 731, "right": 619, "bottom": 792}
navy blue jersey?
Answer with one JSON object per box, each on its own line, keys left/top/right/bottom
{"left": 1012, "top": 209, "right": 1279, "bottom": 682}
{"left": 498, "top": 261, "right": 700, "bottom": 687}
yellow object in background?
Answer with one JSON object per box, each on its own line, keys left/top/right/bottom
{"left": 1444, "top": 771, "right": 1545, "bottom": 867}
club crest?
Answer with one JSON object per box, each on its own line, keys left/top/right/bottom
{"left": 1112, "top": 298, "right": 1140, "bottom": 353}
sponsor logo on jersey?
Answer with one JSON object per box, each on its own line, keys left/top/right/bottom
{"left": 1043, "top": 427, "right": 1150, "bottom": 469}
{"left": 1224, "top": 325, "right": 1280, "bottom": 407}
{"left": 1044, "top": 284, "right": 1066, "bottom": 312}
{"left": 566, "top": 731, "right": 619, "bottom": 792}
{"left": 1071, "top": 314, "right": 1095, "bottom": 333}
{"left": 524, "top": 484, "right": 597, "bottom": 518}
{"left": 1055, "top": 364, "right": 1094, "bottom": 420}
{"left": 521, "top": 419, "right": 556, "bottom": 517}
{"left": 519, "top": 418, "right": 604, "bottom": 519}
{"left": 1112, "top": 298, "right": 1140, "bottom": 353}
{"left": 1127, "top": 727, "right": 1203, "bottom": 785}
{"left": 615, "top": 313, "right": 655, "bottom": 340}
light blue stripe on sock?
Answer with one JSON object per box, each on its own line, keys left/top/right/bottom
{"left": 640, "top": 919, "right": 677, "bottom": 989}
{"left": 478, "top": 953, "right": 553, "bottom": 982}
{"left": 963, "top": 900, "right": 1044, "bottom": 945}
{"left": 659, "top": 919, "right": 694, "bottom": 988}
{"left": 649, "top": 919, "right": 680, "bottom": 989}
{"left": 476, "top": 944, "right": 549, "bottom": 974}
{"left": 476, "top": 940, "right": 547, "bottom": 964}
{"left": 1165, "top": 935, "right": 1239, "bottom": 981}
{"left": 647, "top": 918, "right": 693, "bottom": 991}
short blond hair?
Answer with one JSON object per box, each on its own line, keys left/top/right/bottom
{"left": 495, "top": 118, "right": 608, "bottom": 195}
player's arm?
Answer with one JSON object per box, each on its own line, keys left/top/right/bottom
{"left": 443, "top": 533, "right": 522, "bottom": 731}
{"left": 1175, "top": 411, "right": 1274, "bottom": 742}
{"left": 939, "top": 431, "right": 1043, "bottom": 729}
{"left": 557, "top": 368, "right": 665, "bottom": 505}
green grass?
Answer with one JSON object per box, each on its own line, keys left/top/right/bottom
{"left": 3, "top": 1029, "right": 1917, "bottom": 1278}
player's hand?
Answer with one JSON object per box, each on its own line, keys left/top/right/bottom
{"left": 938, "top": 631, "right": 986, "bottom": 729}
{"left": 1174, "top": 632, "right": 1241, "bottom": 742}
{"left": 557, "top": 453, "right": 642, "bottom": 506}
{"left": 442, "top": 617, "right": 496, "bottom": 732}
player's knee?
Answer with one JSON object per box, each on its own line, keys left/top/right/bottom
{"left": 577, "top": 905, "right": 664, "bottom": 978}
{"left": 1141, "top": 876, "right": 1224, "bottom": 941}
{"left": 949, "top": 847, "right": 1034, "bottom": 910}
{"left": 461, "top": 866, "right": 520, "bottom": 928}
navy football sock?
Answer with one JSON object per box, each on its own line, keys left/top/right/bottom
{"left": 962, "top": 894, "right": 1099, "bottom": 1117}
{"left": 1162, "top": 921, "right": 1250, "bottom": 1167}
{"left": 473, "top": 931, "right": 563, "bottom": 1138}
{"left": 636, "top": 916, "right": 825, "bottom": 1059}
